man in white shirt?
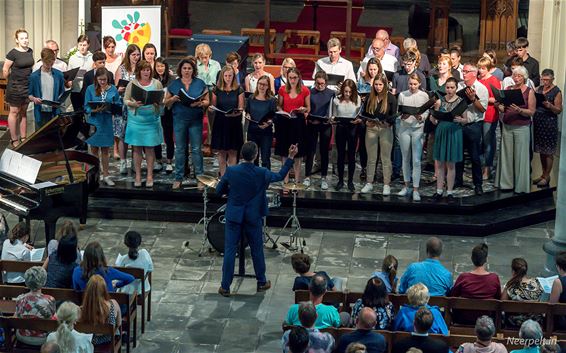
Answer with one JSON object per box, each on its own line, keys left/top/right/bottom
{"left": 455, "top": 63, "right": 489, "bottom": 195}
{"left": 358, "top": 38, "right": 399, "bottom": 80}
{"left": 313, "top": 37, "right": 356, "bottom": 91}
{"left": 364, "top": 29, "right": 400, "bottom": 61}
{"left": 32, "top": 40, "right": 68, "bottom": 72}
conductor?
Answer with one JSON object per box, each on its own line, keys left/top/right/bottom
{"left": 216, "top": 141, "right": 298, "bottom": 296}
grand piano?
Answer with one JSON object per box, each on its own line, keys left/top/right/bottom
{"left": 0, "top": 112, "right": 99, "bottom": 243}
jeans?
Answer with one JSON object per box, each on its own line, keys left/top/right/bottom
{"left": 392, "top": 118, "right": 402, "bottom": 176}
{"left": 174, "top": 118, "right": 203, "bottom": 181}
{"left": 456, "top": 121, "right": 483, "bottom": 186}
{"left": 482, "top": 120, "right": 498, "bottom": 168}
{"left": 155, "top": 108, "right": 175, "bottom": 160}
{"left": 365, "top": 124, "right": 393, "bottom": 184}
{"left": 247, "top": 131, "right": 273, "bottom": 170}
{"left": 221, "top": 219, "right": 266, "bottom": 290}
{"left": 335, "top": 123, "right": 358, "bottom": 182}
{"left": 399, "top": 124, "right": 424, "bottom": 188}
{"left": 305, "top": 123, "right": 332, "bottom": 177}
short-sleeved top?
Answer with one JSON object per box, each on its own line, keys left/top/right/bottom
{"left": 392, "top": 304, "right": 449, "bottom": 335}
{"left": 167, "top": 78, "right": 207, "bottom": 120}
{"left": 6, "top": 48, "right": 34, "bottom": 81}
{"left": 398, "top": 259, "right": 453, "bottom": 296}
{"left": 197, "top": 59, "right": 222, "bottom": 87}
{"left": 451, "top": 272, "right": 501, "bottom": 299}
{"left": 351, "top": 299, "right": 395, "bottom": 330}
{"left": 115, "top": 249, "right": 154, "bottom": 295}
{"left": 46, "top": 252, "right": 78, "bottom": 289}
{"left": 310, "top": 87, "right": 335, "bottom": 116}
{"left": 479, "top": 75, "right": 502, "bottom": 123}
{"left": 15, "top": 291, "right": 56, "bottom": 338}
{"left": 278, "top": 85, "right": 310, "bottom": 112}
{"left": 457, "top": 80, "right": 489, "bottom": 123}
{"left": 1, "top": 239, "right": 31, "bottom": 283}
{"left": 214, "top": 86, "right": 244, "bottom": 112}
{"left": 292, "top": 271, "right": 335, "bottom": 291}
{"left": 285, "top": 303, "right": 340, "bottom": 329}
{"left": 246, "top": 96, "right": 276, "bottom": 134}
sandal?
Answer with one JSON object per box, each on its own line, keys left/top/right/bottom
{"left": 532, "top": 176, "right": 544, "bottom": 185}
{"left": 10, "top": 139, "right": 19, "bottom": 148}
{"left": 537, "top": 176, "right": 550, "bottom": 188}
{"left": 172, "top": 181, "right": 182, "bottom": 190}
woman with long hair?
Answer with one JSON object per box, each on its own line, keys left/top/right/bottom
{"left": 141, "top": 43, "right": 157, "bottom": 71}
{"left": 153, "top": 57, "right": 175, "bottom": 173}
{"left": 45, "top": 234, "right": 79, "bottom": 288}
{"left": 102, "top": 36, "right": 122, "bottom": 77}
{"left": 209, "top": 65, "right": 245, "bottom": 176}
{"left": 357, "top": 58, "right": 382, "bottom": 94}
{"left": 46, "top": 301, "right": 94, "bottom": 353}
{"left": 371, "top": 255, "right": 398, "bottom": 293}
{"left": 350, "top": 277, "right": 395, "bottom": 330}
{"left": 1, "top": 222, "right": 32, "bottom": 283}
{"left": 501, "top": 258, "right": 543, "bottom": 327}
{"left": 80, "top": 275, "right": 121, "bottom": 345}
{"left": 361, "top": 74, "right": 397, "bottom": 195}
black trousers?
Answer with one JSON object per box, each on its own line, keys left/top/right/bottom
{"left": 155, "top": 108, "right": 175, "bottom": 160}
{"left": 456, "top": 121, "right": 483, "bottom": 187}
{"left": 305, "top": 123, "right": 332, "bottom": 177}
{"left": 335, "top": 123, "right": 358, "bottom": 182}
{"left": 357, "top": 124, "right": 367, "bottom": 169}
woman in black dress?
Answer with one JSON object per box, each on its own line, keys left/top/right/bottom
{"left": 208, "top": 65, "right": 244, "bottom": 176}
{"left": 2, "top": 29, "right": 34, "bottom": 147}
{"left": 532, "top": 69, "right": 563, "bottom": 187}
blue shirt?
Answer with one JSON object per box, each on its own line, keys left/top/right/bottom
{"left": 246, "top": 96, "right": 276, "bottom": 135}
{"left": 398, "top": 259, "right": 453, "bottom": 296}
{"left": 336, "top": 329, "right": 386, "bottom": 353}
{"left": 72, "top": 266, "right": 135, "bottom": 292}
{"left": 392, "top": 304, "right": 449, "bottom": 335}
{"left": 370, "top": 271, "right": 397, "bottom": 293}
{"left": 281, "top": 327, "right": 334, "bottom": 353}
{"left": 167, "top": 78, "right": 207, "bottom": 121}
{"left": 511, "top": 347, "right": 540, "bottom": 353}
{"left": 285, "top": 303, "right": 340, "bottom": 329}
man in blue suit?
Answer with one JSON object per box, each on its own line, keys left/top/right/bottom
{"left": 216, "top": 141, "right": 298, "bottom": 296}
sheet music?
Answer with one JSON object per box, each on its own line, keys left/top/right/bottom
{"left": 0, "top": 149, "right": 42, "bottom": 184}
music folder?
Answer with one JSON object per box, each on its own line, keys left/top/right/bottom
{"left": 384, "top": 70, "right": 395, "bottom": 81}
{"left": 490, "top": 85, "right": 525, "bottom": 106}
{"left": 327, "top": 74, "right": 345, "bottom": 86}
{"left": 399, "top": 98, "right": 436, "bottom": 116}
{"left": 245, "top": 113, "right": 272, "bottom": 125}
{"left": 431, "top": 99, "right": 469, "bottom": 122}
{"left": 359, "top": 111, "right": 387, "bottom": 123}
{"left": 210, "top": 105, "right": 242, "bottom": 115}
{"left": 131, "top": 84, "right": 164, "bottom": 105}
{"left": 534, "top": 92, "right": 547, "bottom": 108}
{"left": 87, "top": 101, "right": 123, "bottom": 115}
{"left": 117, "top": 79, "right": 130, "bottom": 88}
{"left": 63, "top": 67, "right": 80, "bottom": 81}
{"left": 275, "top": 110, "right": 301, "bottom": 119}
{"left": 307, "top": 113, "right": 329, "bottom": 122}
{"left": 179, "top": 89, "right": 207, "bottom": 106}
{"left": 457, "top": 87, "right": 480, "bottom": 104}
{"left": 40, "top": 90, "right": 72, "bottom": 107}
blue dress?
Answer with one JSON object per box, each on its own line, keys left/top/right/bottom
{"left": 125, "top": 79, "right": 164, "bottom": 147}
{"left": 84, "top": 85, "right": 121, "bottom": 147}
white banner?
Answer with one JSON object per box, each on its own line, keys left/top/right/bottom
{"left": 101, "top": 6, "right": 161, "bottom": 57}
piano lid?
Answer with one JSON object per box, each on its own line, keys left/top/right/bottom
{"left": 13, "top": 112, "right": 84, "bottom": 156}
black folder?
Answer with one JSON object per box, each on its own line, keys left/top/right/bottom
{"left": 534, "top": 92, "right": 547, "bottom": 108}
{"left": 40, "top": 90, "right": 72, "bottom": 107}
{"left": 63, "top": 67, "right": 80, "bottom": 81}
{"left": 307, "top": 113, "right": 329, "bottom": 122}
{"left": 117, "top": 79, "right": 130, "bottom": 88}
{"left": 431, "top": 99, "right": 469, "bottom": 122}
{"left": 327, "top": 74, "right": 345, "bottom": 86}
{"left": 399, "top": 98, "right": 436, "bottom": 116}
{"left": 87, "top": 101, "right": 123, "bottom": 115}
{"left": 131, "top": 84, "right": 164, "bottom": 105}
{"left": 490, "top": 85, "right": 525, "bottom": 106}
{"left": 457, "top": 87, "right": 480, "bottom": 104}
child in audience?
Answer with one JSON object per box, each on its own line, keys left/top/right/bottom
{"left": 371, "top": 255, "right": 398, "bottom": 293}
{"left": 291, "top": 253, "right": 341, "bottom": 291}
{"left": 115, "top": 231, "right": 153, "bottom": 295}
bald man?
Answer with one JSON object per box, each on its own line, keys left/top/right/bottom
{"left": 357, "top": 38, "right": 399, "bottom": 80}
{"left": 336, "top": 307, "right": 386, "bottom": 353}
{"left": 364, "top": 29, "right": 400, "bottom": 61}
{"left": 33, "top": 40, "right": 68, "bottom": 72}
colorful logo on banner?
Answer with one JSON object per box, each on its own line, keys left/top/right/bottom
{"left": 111, "top": 11, "right": 151, "bottom": 49}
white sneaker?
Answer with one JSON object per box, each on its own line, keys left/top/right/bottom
{"left": 361, "top": 183, "right": 373, "bottom": 193}
{"left": 165, "top": 163, "right": 173, "bottom": 173}
{"left": 413, "top": 191, "right": 421, "bottom": 201}
{"left": 383, "top": 185, "right": 391, "bottom": 196}
{"left": 303, "top": 178, "right": 311, "bottom": 188}
{"left": 320, "top": 178, "right": 328, "bottom": 190}
{"left": 153, "top": 162, "right": 163, "bottom": 172}
{"left": 103, "top": 176, "right": 115, "bottom": 186}
{"left": 119, "top": 160, "right": 127, "bottom": 175}
{"left": 397, "top": 187, "right": 409, "bottom": 196}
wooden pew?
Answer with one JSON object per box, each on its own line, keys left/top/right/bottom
{"left": 114, "top": 266, "right": 152, "bottom": 334}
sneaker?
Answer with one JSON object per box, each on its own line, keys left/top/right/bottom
{"left": 320, "top": 178, "right": 328, "bottom": 190}
{"left": 413, "top": 191, "right": 421, "bottom": 201}
{"left": 303, "top": 178, "right": 311, "bottom": 188}
{"left": 120, "top": 160, "right": 127, "bottom": 175}
{"left": 397, "top": 187, "right": 409, "bottom": 196}
{"left": 153, "top": 162, "right": 163, "bottom": 172}
{"left": 103, "top": 177, "right": 115, "bottom": 186}
{"left": 335, "top": 181, "right": 344, "bottom": 191}
{"left": 165, "top": 163, "right": 173, "bottom": 174}
{"left": 361, "top": 183, "right": 373, "bottom": 193}
{"left": 383, "top": 185, "right": 391, "bottom": 196}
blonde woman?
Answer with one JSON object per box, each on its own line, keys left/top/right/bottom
{"left": 46, "top": 301, "right": 94, "bottom": 353}
{"left": 274, "top": 57, "right": 296, "bottom": 93}
{"left": 245, "top": 53, "right": 275, "bottom": 93}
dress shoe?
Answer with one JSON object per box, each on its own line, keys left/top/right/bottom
{"left": 474, "top": 185, "right": 484, "bottom": 195}
{"left": 432, "top": 192, "right": 443, "bottom": 201}
{"left": 218, "top": 287, "right": 230, "bottom": 297}
{"left": 348, "top": 182, "right": 355, "bottom": 192}
{"left": 454, "top": 181, "right": 464, "bottom": 188}
{"left": 335, "top": 181, "right": 344, "bottom": 191}
{"left": 257, "top": 280, "right": 272, "bottom": 292}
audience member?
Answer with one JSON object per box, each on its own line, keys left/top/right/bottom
{"left": 291, "top": 253, "right": 340, "bottom": 291}
{"left": 347, "top": 343, "right": 369, "bottom": 353}
{"left": 337, "top": 307, "right": 386, "bottom": 353}
{"left": 154, "top": 57, "right": 175, "bottom": 173}
{"left": 46, "top": 301, "right": 94, "bottom": 353}
{"left": 41, "top": 342, "right": 61, "bottom": 353}
{"left": 282, "top": 302, "right": 335, "bottom": 353}
{"left": 540, "top": 344, "right": 560, "bottom": 353}
{"left": 115, "top": 231, "right": 154, "bottom": 295}
{"left": 285, "top": 274, "right": 342, "bottom": 329}
{"left": 392, "top": 283, "right": 448, "bottom": 334}
{"left": 102, "top": 36, "right": 122, "bottom": 76}
{"left": 80, "top": 275, "right": 121, "bottom": 345}
{"left": 33, "top": 40, "right": 68, "bottom": 72}
{"left": 45, "top": 234, "right": 79, "bottom": 288}
{"left": 514, "top": 37, "right": 540, "bottom": 86}
{"left": 288, "top": 326, "right": 309, "bottom": 353}
{"left": 371, "top": 255, "right": 398, "bottom": 293}
{"left": 275, "top": 58, "right": 296, "bottom": 93}
{"left": 392, "top": 306, "right": 450, "bottom": 353}
{"left": 549, "top": 251, "right": 566, "bottom": 328}
{"left": 1, "top": 222, "right": 32, "bottom": 283}
{"left": 46, "top": 220, "right": 79, "bottom": 257}
{"left": 314, "top": 37, "right": 356, "bottom": 90}
{"left": 399, "top": 237, "right": 452, "bottom": 296}
{"left": 195, "top": 43, "right": 221, "bottom": 89}
{"left": 15, "top": 267, "right": 56, "bottom": 346}
{"left": 501, "top": 258, "right": 544, "bottom": 327}
{"left": 72, "top": 241, "right": 134, "bottom": 292}
{"left": 457, "top": 316, "right": 508, "bottom": 353}
{"left": 510, "top": 320, "right": 544, "bottom": 353}
{"left": 245, "top": 75, "right": 276, "bottom": 169}
{"left": 351, "top": 277, "right": 395, "bottom": 330}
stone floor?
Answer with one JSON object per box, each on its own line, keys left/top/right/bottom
{"left": 3, "top": 212, "right": 555, "bottom": 353}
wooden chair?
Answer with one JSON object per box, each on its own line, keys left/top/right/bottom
{"left": 329, "top": 31, "right": 366, "bottom": 60}
{"left": 294, "top": 290, "right": 346, "bottom": 307}
{"left": 500, "top": 300, "right": 551, "bottom": 336}
{"left": 114, "top": 266, "right": 152, "bottom": 334}
{"left": 202, "top": 29, "right": 232, "bottom": 35}
{"left": 263, "top": 64, "right": 281, "bottom": 78}
{"left": 447, "top": 297, "right": 501, "bottom": 334}
{"left": 0, "top": 260, "right": 43, "bottom": 284}
{"left": 164, "top": 7, "right": 192, "bottom": 57}
{"left": 282, "top": 30, "right": 320, "bottom": 55}
{"left": 549, "top": 303, "right": 566, "bottom": 339}
{"left": 241, "top": 28, "right": 277, "bottom": 55}
{"left": 390, "top": 36, "right": 406, "bottom": 55}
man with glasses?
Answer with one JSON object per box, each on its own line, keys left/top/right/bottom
{"left": 364, "top": 29, "right": 400, "bottom": 61}
{"left": 514, "top": 37, "right": 540, "bottom": 86}
{"left": 32, "top": 40, "right": 68, "bottom": 72}
{"left": 313, "top": 38, "right": 356, "bottom": 91}
{"left": 455, "top": 63, "right": 489, "bottom": 195}
{"left": 358, "top": 38, "right": 399, "bottom": 81}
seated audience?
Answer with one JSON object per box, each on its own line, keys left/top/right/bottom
{"left": 370, "top": 256, "right": 398, "bottom": 294}
{"left": 41, "top": 342, "right": 61, "bottom": 353}
{"left": 291, "top": 253, "right": 340, "bottom": 291}
{"left": 392, "top": 306, "right": 450, "bottom": 353}
{"left": 115, "top": 231, "right": 154, "bottom": 295}
{"left": 337, "top": 307, "right": 386, "bottom": 353}
{"left": 45, "top": 234, "right": 79, "bottom": 288}
{"left": 47, "top": 220, "right": 79, "bottom": 258}
{"left": 285, "top": 274, "right": 343, "bottom": 329}
{"left": 501, "top": 258, "right": 544, "bottom": 327}
{"left": 288, "top": 326, "right": 309, "bottom": 353}
{"left": 351, "top": 277, "right": 395, "bottom": 330}
{"left": 347, "top": 343, "right": 369, "bottom": 353}
{"left": 80, "top": 275, "right": 121, "bottom": 346}
{"left": 46, "top": 301, "right": 94, "bottom": 353}
{"left": 398, "top": 237, "right": 452, "bottom": 296}
{"left": 1, "top": 222, "right": 32, "bottom": 283}
{"left": 549, "top": 251, "right": 566, "bottom": 328}
{"left": 540, "top": 344, "right": 560, "bottom": 353}
{"left": 72, "top": 241, "right": 134, "bottom": 292}
{"left": 510, "top": 320, "right": 544, "bottom": 353}
{"left": 392, "top": 283, "right": 448, "bottom": 334}
{"left": 15, "top": 267, "right": 56, "bottom": 346}
{"left": 282, "top": 302, "right": 335, "bottom": 353}
{"left": 457, "top": 316, "right": 508, "bottom": 353}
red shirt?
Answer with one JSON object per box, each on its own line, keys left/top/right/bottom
{"left": 479, "top": 75, "right": 501, "bottom": 123}
{"left": 451, "top": 272, "right": 501, "bottom": 299}
{"left": 278, "top": 85, "right": 310, "bottom": 112}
